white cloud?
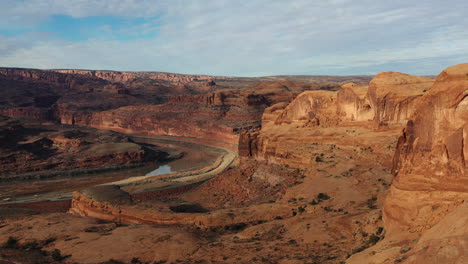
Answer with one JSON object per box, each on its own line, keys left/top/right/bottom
{"left": 0, "top": 0, "right": 467, "bottom": 76}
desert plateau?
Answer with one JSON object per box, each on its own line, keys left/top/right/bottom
{"left": 1, "top": 1, "right": 467, "bottom": 263}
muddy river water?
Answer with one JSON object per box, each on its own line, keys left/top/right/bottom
{"left": 0, "top": 135, "right": 225, "bottom": 204}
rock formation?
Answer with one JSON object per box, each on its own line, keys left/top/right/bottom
{"left": 385, "top": 63, "right": 468, "bottom": 232}
{"left": 274, "top": 90, "right": 339, "bottom": 127}
{"left": 346, "top": 63, "right": 468, "bottom": 264}
{"left": 367, "top": 72, "right": 433, "bottom": 126}
{"left": 337, "top": 83, "right": 374, "bottom": 122}
{"left": 8, "top": 64, "right": 467, "bottom": 263}
{"left": 0, "top": 118, "right": 173, "bottom": 179}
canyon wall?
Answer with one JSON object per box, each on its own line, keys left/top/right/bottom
{"left": 274, "top": 90, "right": 339, "bottom": 127}
{"left": 239, "top": 72, "right": 435, "bottom": 164}
{"left": 384, "top": 63, "right": 468, "bottom": 233}
{"left": 65, "top": 105, "right": 241, "bottom": 147}
{"left": 336, "top": 83, "right": 373, "bottom": 122}
{"left": 52, "top": 69, "right": 218, "bottom": 84}
{"left": 367, "top": 72, "right": 433, "bottom": 126}
{"left": 346, "top": 63, "right": 468, "bottom": 264}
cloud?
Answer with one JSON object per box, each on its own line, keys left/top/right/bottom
{"left": 0, "top": 0, "right": 467, "bottom": 76}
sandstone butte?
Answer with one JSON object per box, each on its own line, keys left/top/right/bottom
{"left": 0, "top": 64, "right": 467, "bottom": 263}
{"left": 347, "top": 63, "right": 468, "bottom": 264}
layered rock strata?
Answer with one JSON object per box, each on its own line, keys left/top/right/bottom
{"left": 336, "top": 83, "right": 374, "bottom": 122}
{"left": 69, "top": 185, "right": 291, "bottom": 227}
{"left": 385, "top": 63, "right": 468, "bottom": 233}
{"left": 367, "top": 72, "right": 433, "bottom": 126}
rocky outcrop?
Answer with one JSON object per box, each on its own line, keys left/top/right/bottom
{"left": 0, "top": 121, "right": 172, "bottom": 179}
{"left": 52, "top": 69, "right": 217, "bottom": 84}
{"left": 69, "top": 186, "right": 291, "bottom": 227}
{"left": 261, "top": 102, "right": 288, "bottom": 127}
{"left": 337, "top": 83, "right": 374, "bottom": 122}
{"left": 368, "top": 72, "right": 434, "bottom": 126}
{"left": 238, "top": 130, "right": 260, "bottom": 157}
{"left": 0, "top": 67, "right": 113, "bottom": 91}
{"left": 274, "top": 90, "right": 339, "bottom": 127}
{"left": 168, "top": 92, "right": 225, "bottom": 106}
{"left": 56, "top": 104, "right": 240, "bottom": 147}
{"left": 0, "top": 107, "right": 56, "bottom": 120}
{"left": 384, "top": 63, "right": 468, "bottom": 233}
{"left": 239, "top": 90, "right": 341, "bottom": 162}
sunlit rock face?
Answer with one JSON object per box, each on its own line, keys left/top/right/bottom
{"left": 367, "top": 72, "right": 434, "bottom": 126}
{"left": 385, "top": 63, "right": 468, "bottom": 233}
{"left": 336, "top": 83, "right": 374, "bottom": 122}
{"left": 274, "top": 90, "right": 339, "bottom": 127}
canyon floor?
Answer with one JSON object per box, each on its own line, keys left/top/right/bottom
{"left": 0, "top": 123, "right": 401, "bottom": 264}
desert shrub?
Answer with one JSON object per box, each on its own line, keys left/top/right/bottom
{"left": 367, "top": 197, "right": 377, "bottom": 209}
{"left": 22, "top": 241, "right": 40, "bottom": 250}
{"left": 51, "top": 249, "right": 68, "bottom": 261}
{"left": 298, "top": 205, "right": 306, "bottom": 213}
{"left": 224, "top": 223, "right": 247, "bottom": 232}
{"left": 317, "top": 193, "right": 330, "bottom": 201}
{"left": 169, "top": 204, "right": 208, "bottom": 213}
{"left": 310, "top": 199, "right": 318, "bottom": 205}
{"left": 376, "top": 227, "right": 384, "bottom": 235}
{"left": 367, "top": 234, "right": 380, "bottom": 246}
{"left": 44, "top": 237, "right": 56, "bottom": 245}
{"left": 131, "top": 257, "right": 142, "bottom": 264}
{"left": 101, "top": 259, "right": 125, "bottom": 264}
{"left": 3, "top": 236, "right": 18, "bottom": 248}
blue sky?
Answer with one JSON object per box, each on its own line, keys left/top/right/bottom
{"left": 0, "top": 0, "right": 467, "bottom": 76}
{"left": 3, "top": 15, "right": 160, "bottom": 41}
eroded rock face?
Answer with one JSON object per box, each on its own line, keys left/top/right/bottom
{"left": 274, "top": 90, "right": 339, "bottom": 127}
{"left": 58, "top": 104, "right": 241, "bottom": 147}
{"left": 337, "top": 83, "right": 374, "bottom": 122}
{"left": 69, "top": 187, "right": 291, "bottom": 227}
{"left": 384, "top": 64, "right": 468, "bottom": 233}
{"left": 52, "top": 69, "right": 216, "bottom": 84}
{"left": 368, "top": 72, "right": 433, "bottom": 126}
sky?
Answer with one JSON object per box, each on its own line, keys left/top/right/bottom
{"left": 0, "top": 0, "right": 467, "bottom": 77}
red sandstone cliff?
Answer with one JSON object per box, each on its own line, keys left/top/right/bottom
{"left": 64, "top": 104, "right": 241, "bottom": 146}
{"left": 274, "top": 90, "right": 338, "bottom": 127}
{"left": 336, "top": 83, "right": 374, "bottom": 122}
{"left": 347, "top": 64, "right": 468, "bottom": 264}
{"left": 367, "top": 72, "right": 433, "bottom": 126}
{"left": 385, "top": 64, "right": 468, "bottom": 232}
{"left": 52, "top": 69, "right": 218, "bottom": 84}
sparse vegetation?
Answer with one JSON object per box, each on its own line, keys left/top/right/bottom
{"left": 367, "top": 234, "right": 380, "bottom": 246}
{"left": 51, "top": 249, "right": 69, "bottom": 261}
{"left": 131, "top": 257, "right": 143, "bottom": 264}
{"left": 317, "top": 193, "right": 330, "bottom": 201}
{"left": 21, "top": 241, "right": 40, "bottom": 250}
{"left": 169, "top": 203, "right": 208, "bottom": 213}
{"left": 298, "top": 205, "right": 307, "bottom": 213}
{"left": 224, "top": 223, "right": 247, "bottom": 232}
{"left": 367, "top": 196, "right": 378, "bottom": 209}
{"left": 44, "top": 237, "right": 56, "bottom": 245}
{"left": 3, "top": 237, "right": 18, "bottom": 248}
{"left": 102, "top": 259, "right": 126, "bottom": 264}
